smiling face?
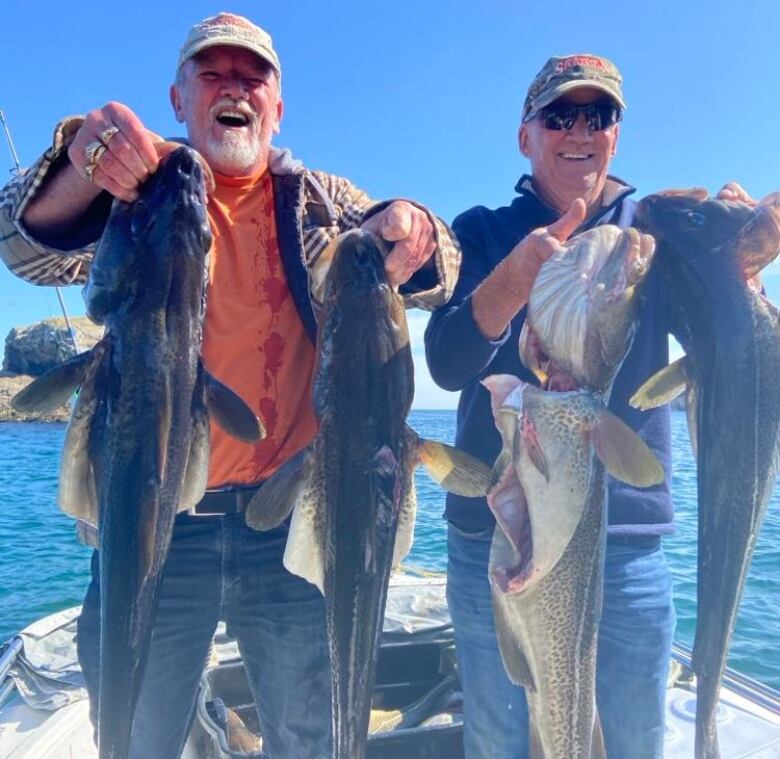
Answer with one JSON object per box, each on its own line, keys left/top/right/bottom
{"left": 519, "top": 87, "right": 619, "bottom": 216}
{"left": 170, "top": 45, "right": 283, "bottom": 176}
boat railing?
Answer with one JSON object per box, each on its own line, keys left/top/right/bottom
{"left": 672, "top": 641, "right": 780, "bottom": 717}
{"left": 0, "top": 637, "right": 22, "bottom": 708}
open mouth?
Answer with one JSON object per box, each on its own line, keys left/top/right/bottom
{"left": 215, "top": 109, "right": 251, "bottom": 128}
{"left": 488, "top": 463, "right": 536, "bottom": 594}
{"left": 521, "top": 327, "right": 581, "bottom": 392}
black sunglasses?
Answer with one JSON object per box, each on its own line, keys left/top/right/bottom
{"left": 530, "top": 101, "right": 622, "bottom": 131}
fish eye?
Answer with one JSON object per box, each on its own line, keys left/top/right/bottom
{"left": 685, "top": 211, "right": 706, "bottom": 227}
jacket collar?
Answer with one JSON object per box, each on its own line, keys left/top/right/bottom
{"left": 513, "top": 174, "right": 636, "bottom": 228}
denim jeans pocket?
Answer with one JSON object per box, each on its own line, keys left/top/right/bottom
{"left": 447, "top": 521, "right": 494, "bottom": 542}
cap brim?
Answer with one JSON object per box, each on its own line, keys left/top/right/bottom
{"left": 533, "top": 80, "right": 626, "bottom": 112}
{"left": 180, "top": 37, "right": 280, "bottom": 75}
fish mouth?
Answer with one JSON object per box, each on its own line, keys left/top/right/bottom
{"left": 488, "top": 466, "right": 536, "bottom": 594}
{"left": 520, "top": 226, "right": 654, "bottom": 391}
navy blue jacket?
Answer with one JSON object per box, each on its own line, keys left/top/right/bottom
{"left": 425, "top": 176, "right": 676, "bottom": 537}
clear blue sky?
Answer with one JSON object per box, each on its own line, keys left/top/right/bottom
{"left": 2, "top": 1, "right": 779, "bottom": 407}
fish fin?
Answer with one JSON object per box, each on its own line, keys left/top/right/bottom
{"left": 416, "top": 436, "right": 492, "bottom": 497}
{"left": 490, "top": 530, "right": 536, "bottom": 690}
{"left": 57, "top": 345, "right": 105, "bottom": 526}
{"left": 520, "top": 416, "right": 549, "bottom": 482}
{"left": 11, "top": 348, "right": 96, "bottom": 413}
{"left": 686, "top": 383, "right": 699, "bottom": 458}
{"left": 245, "top": 446, "right": 314, "bottom": 531}
{"left": 392, "top": 467, "right": 418, "bottom": 569}
{"left": 179, "top": 381, "right": 210, "bottom": 512}
{"left": 592, "top": 410, "right": 665, "bottom": 487}
{"left": 283, "top": 480, "right": 325, "bottom": 594}
{"left": 629, "top": 357, "right": 688, "bottom": 410}
{"left": 592, "top": 710, "right": 607, "bottom": 759}
{"left": 205, "top": 369, "right": 265, "bottom": 443}
{"left": 59, "top": 448, "right": 98, "bottom": 525}
{"left": 529, "top": 721, "right": 545, "bottom": 759}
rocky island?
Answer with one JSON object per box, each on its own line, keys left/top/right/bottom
{"left": 0, "top": 317, "right": 102, "bottom": 422}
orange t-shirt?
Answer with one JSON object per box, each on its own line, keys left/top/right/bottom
{"left": 202, "top": 169, "right": 317, "bottom": 488}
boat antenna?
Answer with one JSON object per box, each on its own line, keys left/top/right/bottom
{"left": 0, "top": 108, "right": 80, "bottom": 352}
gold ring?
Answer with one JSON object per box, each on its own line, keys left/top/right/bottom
{"left": 99, "top": 126, "right": 120, "bottom": 145}
{"left": 84, "top": 140, "right": 107, "bottom": 166}
{"left": 84, "top": 163, "right": 98, "bottom": 183}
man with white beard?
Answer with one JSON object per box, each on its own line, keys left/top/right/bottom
{"left": 0, "top": 13, "right": 460, "bottom": 758}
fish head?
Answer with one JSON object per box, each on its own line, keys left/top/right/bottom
{"left": 313, "top": 230, "right": 413, "bottom": 419}
{"left": 635, "top": 191, "right": 755, "bottom": 266}
{"left": 85, "top": 146, "right": 212, "bottom": 323}
{"left": 519, "top": 225, "right": 655, "bottom": 393}
{"left": 634, "top": 190, "right": 780, "bottom": 279}
{"left": 483, "top": 378, "right": 602, "bottom": 594}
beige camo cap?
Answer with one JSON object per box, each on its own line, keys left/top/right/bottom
{"left": 522, "top": 54, "right": 625, "bottom": 121}
{"left": 177, "top": 12, "right": 281, "bottom": 76}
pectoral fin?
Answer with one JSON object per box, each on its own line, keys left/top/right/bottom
{"left": 416, "top": 435, "right": 491, "bottom": 497}
{"left": 57, "top": 343, "right": 106, "bottom": 525}
{"left": 629, "top": 357, "right": 688, "bottom": 410}
{"left": 12, "top": 347, "right": 97, "bottom": 413}
{"left": 205, "top": 369, "right": 265, "bottom": 443}
{"left": 245, "top": 446, "right": 315, "bottom": 531}
{"left": 592, "top": 410, "right": 665, "bottom": 487}
{"left": 179, "top": 370, "right": 210, "bottom": 512}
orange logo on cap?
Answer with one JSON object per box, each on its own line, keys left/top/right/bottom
{"left": 554, "top": 56, "right": 610, "bottom": 74}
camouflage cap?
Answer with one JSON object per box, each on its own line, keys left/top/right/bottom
{"left": 177, "top": 12, "right": 281, "bottom": 77}
{"left": 522, "top": 54, "right": 625, "bottom": 121}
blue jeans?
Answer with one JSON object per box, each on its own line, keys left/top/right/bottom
{"left": 447, "top": 523, "right": 676, "bottom": 759}
{"left": 77, "top": 513, "right": 332, "bottom": 759}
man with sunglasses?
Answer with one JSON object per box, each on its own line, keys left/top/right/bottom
{"left": 425, "top": 54, "right": 731, "bottom": 758}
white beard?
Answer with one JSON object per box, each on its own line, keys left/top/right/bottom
{"left": 205, "top": 129, "right": 264, "bottom": 174}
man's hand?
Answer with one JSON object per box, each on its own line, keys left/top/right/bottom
{"left": 68, "top": 102, "right": 161, "bottom": 202}
{"left": 361, "top": 201, "right": 436, "bottom": 287}
{"left": 717, "top": 181, "right": 757, "bottom": 207}
{"left": 503, "top": 198, "right": 587, "bottom": 298}
{"left": 471, "top": 198, "right": 587, "bottom": 341}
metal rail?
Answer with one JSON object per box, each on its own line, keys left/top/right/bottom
{"left": 672, "top": 641, "right": 780, "bottom": 716}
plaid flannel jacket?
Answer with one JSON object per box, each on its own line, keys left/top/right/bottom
{"left": 0, "top": 116, "right": 460, "bottom": 316}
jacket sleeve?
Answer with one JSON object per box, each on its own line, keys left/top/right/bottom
{"left": 424, "top": 208, "right": 511, "bottom": 392}
{"left": 308, "top": 170, "right": 460, "bottom": 311}
{"left": 0, "top": 116, "right": 102, "bottom": 287}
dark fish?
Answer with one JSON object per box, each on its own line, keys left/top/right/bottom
{"left": 245, "top": 229, "right": 491, "bottom": 759}
{"left": 485, "top": 225, "right": 661, "bottom": 758}
{"left": 13, "top": 146, "right": 263, "bottom": 759}
{"left": 632, "top": 190, "right": 780, "bottom": 759}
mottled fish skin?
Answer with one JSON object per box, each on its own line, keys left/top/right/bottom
{"left": 519, "top": 225, "right": 655, "bottom": 394}
{"left": 634, "top": 192, "right": 780, "bottom": 759}
{"left": 490, "top": 385, "right": 607, "bottom": 759}
{"left": 487, "top": 222, "right": 660, "bottom": 758}
{"left": 88, "top": 146, "right": 214, "bottom": 759}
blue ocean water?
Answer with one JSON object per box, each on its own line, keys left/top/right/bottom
{"left": 1, "top": 412, "right": 779, "bottom": 690}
